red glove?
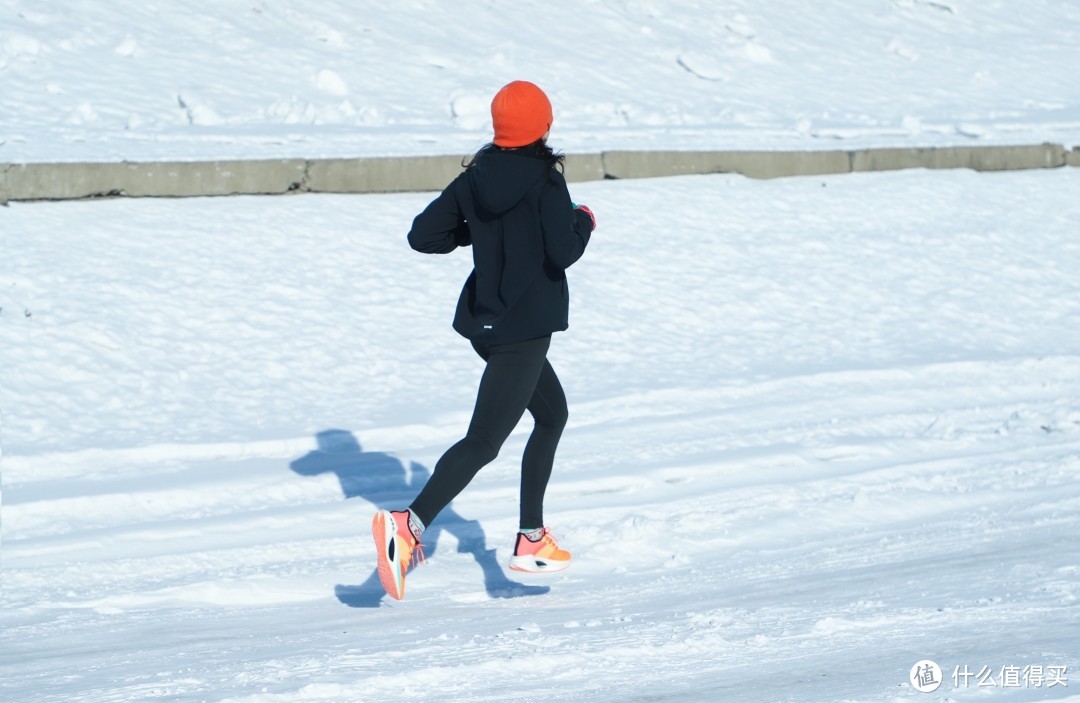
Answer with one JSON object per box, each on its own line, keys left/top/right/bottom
{"left": 573, "top": 203, "right": 596, "bottom": 231}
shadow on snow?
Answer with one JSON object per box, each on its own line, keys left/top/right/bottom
{"left": 290, "top": 429, "right": 549, "bottom": 607}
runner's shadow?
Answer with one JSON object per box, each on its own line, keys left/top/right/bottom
{"left": 289, "top": 429, "right": 549, "bottom": 607}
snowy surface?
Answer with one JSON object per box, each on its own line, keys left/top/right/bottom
{"left": 3, "top": 1, "right": 1080, "bottom": 699}
{"left": 3, "top": 0, "right": 1080, "bottom": 163}
{"left": 3, "top": 167, "right": 1080, "bottom": 701}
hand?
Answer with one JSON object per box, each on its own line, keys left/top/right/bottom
{"left": 572, "top": 202, "right": 596, "bottom": 231}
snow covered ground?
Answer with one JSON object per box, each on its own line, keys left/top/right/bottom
{"left": 3, "top": 0, "right": 1080, "bottom": 700}
{"left": 3, "top": 0, "right": 1080, "bottom": 163}
{"left": 3, "top": 167, "right": 1080, "bottom": 701}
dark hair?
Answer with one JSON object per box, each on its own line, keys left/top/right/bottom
{"left": 463, "top": 139, "right": 565, "bottom": 175}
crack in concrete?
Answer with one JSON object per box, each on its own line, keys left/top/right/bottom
{"left": 0, "top": 162, "right": 12, "bottom": 204}
{"left": 297, "top": 160, "right": 312, "bottom": 193}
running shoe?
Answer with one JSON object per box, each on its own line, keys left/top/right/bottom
{"left": 372, "top": 509, "right": 424, "bottom": 600}
{"left": 509, "top": 527, "right": 572, "bottom": 573}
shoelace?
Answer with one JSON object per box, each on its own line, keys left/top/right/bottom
{"left": 540, "top": 528, "right": 562, "bottom": 550}
{"left": 405, "top": 538, "right": 427, "bottom": 569}
{"left": 516, "top": 527, "right": 565, "bottom": 556}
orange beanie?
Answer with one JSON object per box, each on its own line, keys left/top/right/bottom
{"left": 491, "top": 80, "right": 553, "bottom": 148}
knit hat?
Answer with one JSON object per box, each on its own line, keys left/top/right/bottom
{"left": 491, "top": 80, "right": 553, "bottom": 148}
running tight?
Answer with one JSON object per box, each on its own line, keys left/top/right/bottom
{"left": 409, "top": 335, "right": 568, "bottom": 530}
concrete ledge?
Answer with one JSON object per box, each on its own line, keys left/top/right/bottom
{"left": 2, "top": 144, "right": 1076, "bottom": 202}
{"left": 304, "top": 153, "right": 606, "bottom": 193}
{"left": 0, "top": 160, "right": 307, "bottom": 200}
{"left": 851, "top": 143, "right": 1066, "bottom": 173}
{"left": 563, "top": 153, "right": 606, "bottom": 183}
{"left": 307, "top": 155, "right": 463, "bottom": 193}
{"left": 603, "top": 149, "right": 851, "bottom": 180}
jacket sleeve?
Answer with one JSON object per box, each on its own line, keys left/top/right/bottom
{"left": 539, "top": 173, "right": 592, "bottom": 270}
{"left": 407, "top": 179, "right": 471, "bottom": 254}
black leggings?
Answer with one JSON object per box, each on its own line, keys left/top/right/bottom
{"left": 409, "top": 335, "right": 568, "bottom": 530}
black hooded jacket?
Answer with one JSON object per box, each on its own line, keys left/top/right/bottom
{"left": 408, "top": 147, "right": 593, "bottom": 344}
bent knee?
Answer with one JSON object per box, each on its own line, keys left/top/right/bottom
{"left": 460, "top": 433, "right": 500, "bottom": 465}
{"left": 536, "top": 403, "right": 568, "bottom": 433}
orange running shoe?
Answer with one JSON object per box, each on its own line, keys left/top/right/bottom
{"left": 509, "top": 528, "right": 572, "bottom": 573}
{"left": 372, "top": 509, "right": 424, "bottom": 600}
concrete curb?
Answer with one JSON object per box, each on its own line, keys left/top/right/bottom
{"left": 1, "top": 160, "right": 308, "bottom": 201}
{"left": 601, "top": 149, "right": 852, "bottom": 180}
{"left": 306, "top": 156, "right": 463, "bottom": 194}
{"left": 850, "top": 143, "right": 1066, "bottom": 173}
{"left": 1, "top": 143, "right": 1076, "bottom": 202}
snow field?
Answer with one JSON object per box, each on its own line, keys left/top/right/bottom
{"left": 2, "top": 168, "right": 1079, "bottom": 700}
{"left": 3, "top": 0, "right": 1080, "bottom": 162}
{"left": 5, "top": 0, "right": 1080, "bottom": 699}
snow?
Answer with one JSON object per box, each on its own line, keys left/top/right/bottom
{"left": 3, "top": 167, "right": 1080, "bottom": 701}
{"left": 3, "top": 1, "right": 1080, "bottom": 701}
{"left": 3, "top": 0, "right": 1080, "bottom": 163}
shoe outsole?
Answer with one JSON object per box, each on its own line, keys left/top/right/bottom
{"left": 508, "top": 555, "right": 572, "bottom": 573}
{"left": 372, "top": 510, "right": 406, "bottom": 600}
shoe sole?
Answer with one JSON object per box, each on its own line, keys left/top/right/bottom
{"left": 509, "top": 555, "right": 571, "bottom": 573}
{"left": 372, "top": 510, "right": 406, "bottom": 600}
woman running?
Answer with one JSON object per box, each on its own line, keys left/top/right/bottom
{"left": 372, "top": 80, "right": 595, "bottom": 600}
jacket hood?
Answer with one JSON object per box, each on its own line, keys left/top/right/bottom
{"left": 467, "top": 149, "right": 549, "bottom": 216}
